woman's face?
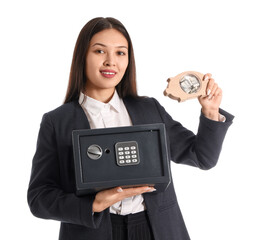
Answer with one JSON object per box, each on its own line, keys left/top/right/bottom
{"left": 85, "top": 28, "right": 129, "bottom": 98}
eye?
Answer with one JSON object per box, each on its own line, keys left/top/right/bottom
{"left": 117, "top": 51, "right": 126, "bottom": 56}
{"left": 95, "top": 49, "right": 105, "bottom": 54}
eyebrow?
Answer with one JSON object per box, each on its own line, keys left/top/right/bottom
{"left": 91, "top": 43, "right": 128, "bottom": 49}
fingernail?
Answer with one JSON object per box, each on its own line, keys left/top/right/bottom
{"left": 204, "top": 75, "right": 210, "bottom": 81}
{"left": 117, "top": 188, "right": 123, "bottom": 193}
{"left": 145, "top": 187, "right": 156, "bottom": 192}
{"left": 207, "top": 89, "right": 211, "bottom": 96}
{"left": 148, "top": 189, "right": 157, "bottom": 192}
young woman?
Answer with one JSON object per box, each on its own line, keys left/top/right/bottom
{"left": 27, "top": 17, "right": 234, "bottom": 240}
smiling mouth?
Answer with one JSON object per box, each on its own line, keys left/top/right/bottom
{"left": 100, "top": 70, "right": 116, "bottom": 78}
{"left": 101, "top": 72, "right": 115, "bottom": 75}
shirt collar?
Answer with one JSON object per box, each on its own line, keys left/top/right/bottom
{"left": 79, "top": 90, "right": 121, "bottom": 115}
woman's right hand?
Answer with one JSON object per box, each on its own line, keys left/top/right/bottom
{"left": 92, "top": 186, "right": 156, "bottom": 212}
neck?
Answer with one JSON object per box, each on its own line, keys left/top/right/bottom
{"left": 84, "top": 88, "right": 115, "bottom": 103}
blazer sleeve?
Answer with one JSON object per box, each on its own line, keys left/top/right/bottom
{"left": 152, "top": 98, "right": 234, "bottom": 170}
{"left": 27, "top": 113, "right": 104, "bottom": 228}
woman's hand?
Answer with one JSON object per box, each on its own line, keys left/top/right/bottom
{"left": 198, "top": 73, "right": 223, "bottom": 121}
{"left": 92, "top": 186, "right": 156, "bottom": 212}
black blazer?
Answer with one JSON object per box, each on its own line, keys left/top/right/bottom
{"left": 27, "top": 97, "right": 234, "bottom": 240}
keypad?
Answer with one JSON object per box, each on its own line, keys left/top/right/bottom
{"left": 115, "top": 141, "right": 140, "bottom": 166}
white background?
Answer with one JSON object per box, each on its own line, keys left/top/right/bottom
{"left": 1, "top": 0, "right": 259, "bottom": 239}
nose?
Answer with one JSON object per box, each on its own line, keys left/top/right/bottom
{"left": 104, "top": 53, "right": 116, "bottom": 67}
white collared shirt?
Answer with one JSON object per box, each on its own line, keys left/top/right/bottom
{"left": 79, "top": 91, "right": 145, "bottom": 215}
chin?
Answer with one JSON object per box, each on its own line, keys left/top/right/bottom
{"left": 100, "top": 80, "right": 121, "bottom": 89}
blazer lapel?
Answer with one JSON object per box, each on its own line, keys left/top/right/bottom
{"left": 123, "top": 97, "right": 147, "bottom": 125}
{"left": 73, "top": 101, "right": 91, "bottom": 129}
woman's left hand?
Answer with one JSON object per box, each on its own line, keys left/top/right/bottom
{"left": 198, "top": 73, "right": 222, "bottom": 121}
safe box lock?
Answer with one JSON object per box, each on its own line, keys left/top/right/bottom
{"left": 87, "top": 145, "right": 103, "bottom": 160}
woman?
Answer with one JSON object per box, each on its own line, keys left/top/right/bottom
{"left": 27, "top": 17, "right": 234, "bottom": 240}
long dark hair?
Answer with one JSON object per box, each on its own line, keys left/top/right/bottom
{"left": 64, "top": 17, "right": 138, "bottom": 104}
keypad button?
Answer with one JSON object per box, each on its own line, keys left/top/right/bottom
{"left": 119, "top": 156, "right": 124, "bottom": 159}
{"left": 132, "top": 155, "right": 137, "bottom": 158}
{"left": 124, "top": 147, "right": 130, "bottom": 150}
{"left": 119, "top": 152, "right": 124, "bottom": 155}
{"left": 132, "top": 159, "right": 138, "bottom": 163}
{"left": 118, "top": 147, "right": 123, "bottom": 151}
{"left": 125, "top": 155, "right": 131, "bottom": 159}
{"left": 125, "top": 151, "right": 130, "bottom": 154}
{"left": 131, "top": 151, "right": 136, "bottom": 154}
{"left": 126, "top": 160, "right": 131, "bottom": 163}
{"left": 119, "top": 160, "right": 125, "bottom": 164}
{"left": 130, "top": 146, "right": 136, "bottom": 150}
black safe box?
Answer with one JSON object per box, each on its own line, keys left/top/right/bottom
{"left": 72, "top": 123, "right": 171, "bottom": 195}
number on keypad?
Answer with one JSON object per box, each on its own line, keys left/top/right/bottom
{"left": 115, "top": 141, "right": 140, "bottom": 166}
